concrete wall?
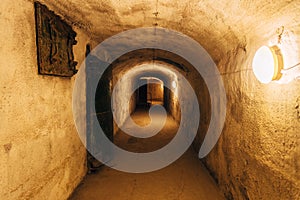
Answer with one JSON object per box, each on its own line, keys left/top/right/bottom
{"left": 0, "top": 1, "right": 89, "bottom": 199}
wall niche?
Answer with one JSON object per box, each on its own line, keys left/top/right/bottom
{"left": 34, "top": 2, "right": 78, "bottom": 77}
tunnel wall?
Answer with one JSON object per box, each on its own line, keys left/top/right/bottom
{"left": 200, "top": 34, "right": 300, "bottom": 199}
{"left": 0, "top": 1, "right": 89, "bottom": 199}
{"left": 168, "top": 87, "right": 181, "bottom": 123}
{"left": 112, "top": 69, "right": 136, "bottom": 135}
{"left": 147, "top": 83, "right": 163, "bottom": 103}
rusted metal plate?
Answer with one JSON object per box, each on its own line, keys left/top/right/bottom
{"left": 35, "top": 2, "right": 77, "bottom": 77}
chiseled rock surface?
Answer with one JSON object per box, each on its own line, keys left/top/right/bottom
{"left": 1, "top": 0, "right": 299, "bottom": 199}
{"left": 0, "top": 1, "right": 89, "bottom": 199}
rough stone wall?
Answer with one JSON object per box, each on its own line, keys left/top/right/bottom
{"left": 112, "top": 67, "right": 136, "bottom": 135}
{"left": 9, "top": 1, "right": 299, "bottom": 199}
{"left": 202, "top": 32, "right": 300, "bottom": 199}
{"left": 167, "top": 86, "right": 181, "bottom": 123}
{"left": 0, "top": 1, "right": 89, "bottom": 199}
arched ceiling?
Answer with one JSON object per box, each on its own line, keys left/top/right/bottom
{"left": 38, "top": 0, "right": 300, "bottom": 62}
{"left": 109, "top": 49, "right": 193, "bottom": 77}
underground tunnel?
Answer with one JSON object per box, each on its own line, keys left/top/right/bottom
{"left": 92, "top": 49, "right": 209, "bottom": 154}
{"left": 1, "top": 0, "right": 300, "bottom": 200}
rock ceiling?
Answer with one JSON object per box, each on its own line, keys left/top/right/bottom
{"left": 37, "top": 0, "right": 300, "bottom": 61}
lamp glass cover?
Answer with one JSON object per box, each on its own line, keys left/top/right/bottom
{"left": 252, "top": 46, "right": 276, "bottom": 84}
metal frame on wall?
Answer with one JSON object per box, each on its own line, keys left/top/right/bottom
{"left": 34, "top": 1, "right": 78, "bottom": 77}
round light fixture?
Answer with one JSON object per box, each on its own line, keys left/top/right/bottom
{"left": 252, "top": 45, "right": 284, "bottom": 84}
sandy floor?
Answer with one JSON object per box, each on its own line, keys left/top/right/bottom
{"left": 69, "top": 108, "right": 224, "bottom": 200}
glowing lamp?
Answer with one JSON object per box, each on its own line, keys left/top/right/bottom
{"left": 252, "top": 45, "right": 283, "bottom": 84}
{"left": 172, "top": 81, "right": 177, "bottom": 89}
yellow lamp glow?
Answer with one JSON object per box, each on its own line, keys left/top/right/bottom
{"left": 252, "top": 45, "right": 284, "bottom": 84}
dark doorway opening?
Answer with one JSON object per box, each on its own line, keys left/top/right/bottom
{"left": 137, "top": 84, "right": 147, "bottom": 106}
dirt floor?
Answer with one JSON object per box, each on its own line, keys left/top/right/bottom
{"left": 69, "top": 108, "right": 224, "bottom": 200}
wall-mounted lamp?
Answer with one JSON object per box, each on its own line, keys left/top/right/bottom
{"left": 252, "top": 45, "right": 300, "bottom": 84}
{"left": 252, "top": 45, "right": 283, "bottom": 84}
{"left": 172, "top": 80, "right": 177, "bottom": 89}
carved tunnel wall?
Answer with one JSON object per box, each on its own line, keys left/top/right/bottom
{"left": 1, "top": 0, "right": 300, "bottom": 200}
{"left": 0, "top": 1, "right": 90, "bottom": 199}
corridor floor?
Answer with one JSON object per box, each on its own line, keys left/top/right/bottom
{"left": 69, "top": 107, "right": 224, "bottom": 200}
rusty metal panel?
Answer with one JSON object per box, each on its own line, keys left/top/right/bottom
{"left": 34, "top": 2, "right": 78, "bottom": 77}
